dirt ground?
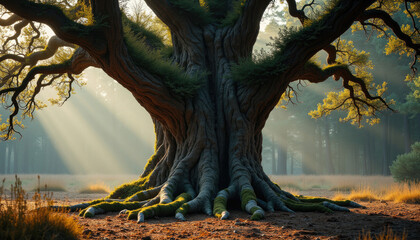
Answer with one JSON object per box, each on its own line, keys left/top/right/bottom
{"left": 50, "top": 191, "right": 420, "bottom": 240}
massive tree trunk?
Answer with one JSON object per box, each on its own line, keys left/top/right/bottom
{"left": 117, "top": 25, "right": 291, "bottom": 219}
{"left": 75, "top": 21, "right": 362, "bottom": 221}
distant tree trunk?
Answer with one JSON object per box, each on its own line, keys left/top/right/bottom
{"left": 4, "top": 145, "right": 9, "bottom": 174}
{"left": 334, "top": 124, "right": 343, "bottom": 174}
{"left": 382, "top": 114, "right": 390, "bottom": 175}
{"left": 271, "top": 135, "right": 276, "bottom": 175}
{"left": 44, "top": 137, "right": 52, "bottom": 173}
{"left": 289, "top": 152, "right": 294, "bottom": 175}
{"left": 403, "top": 114, "right": 411, "bottom": 153}
{"left": 302, "top": 123, "right": 315, "bottom": 174}
{"left": 324, "top": 117, "right": 334, "bottom": 174}
{"left": 11, "top": 144, "right": 18, "bottom": 173}
{"left": 315, "top": 122, "right": 323, "bottom": 174}
{"left": 364, "top": 131, "right": 373, "bottom": 175}
{"left": 277, "top": 144, "right": 287, "bottom": 175}
{"left": 0, "top": 142, "right": 5, "bottom": 174}
{"left": 362, "top": 143, "right": 367, "bottom": 175}
{"left": 15, "top": 143, "right": 22, "bottom": 173}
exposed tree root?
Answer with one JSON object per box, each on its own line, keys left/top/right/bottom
{"left": 57, "top": 175, "right": 365, "bottom": 223}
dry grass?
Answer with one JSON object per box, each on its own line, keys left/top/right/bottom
{"left": 79, "top": 183, "right": 110, "bottom": 194}
{"left": 333, "top": 181, "right": 420, "bottom": 203}
{"left": 269, "top": 175, "right": 419, "bottom": 204}
{"left": 270, "top": 175, "right": 393, "bottom": 191}
{"left": 384, "top": 182, "right": 420, "bottom": 204}
{"left": 0, "top": 175, "right": 82, "bottom": 240}
{"left": 359, "top": 227, "right": 406, "bottom": 240}
{"left": 333, "top": 187, "right": 379, "bottom": 202}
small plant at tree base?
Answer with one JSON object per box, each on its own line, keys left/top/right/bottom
{"left": 0, "top": 175, "right": 83, "bottom": 240}
{"left": 390, "top": 142, "right": 420, "bottom": 183}
{"left": 358, "top": 227, "right": 406, "bottom": 240}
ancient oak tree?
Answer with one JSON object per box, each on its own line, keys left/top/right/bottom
{"left": 0, "top": 0, "right": 418, "bottom": 221}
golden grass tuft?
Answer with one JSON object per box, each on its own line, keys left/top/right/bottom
{"left": 0, "top": 175, "right": 82, "bottom": 240}
{"left": 346, "top": 187, "right": 380, "bottom": 202}
{"left": 359, "top": 227, "right": 406, "bottom": 240}
{"left": 333, "top": 181, "right": 420, "bottom": 204}
{"left": 333, "top": 188, "right": 379, "bottom": 202}
{"left": 79, "top": 183, "right": 111, "bottom": 194}
{"left": 384, "top": 182, "right": 420, "bottom": 204}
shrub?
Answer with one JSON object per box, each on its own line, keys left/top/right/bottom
{"left": 390, "top": 142, "right": 420, "bottom": 182}
{"left": 79, "top": 183, "right": 110, "bottom": 194}
{"left": 0, "top": 175, "right": 82, "bottom": 240}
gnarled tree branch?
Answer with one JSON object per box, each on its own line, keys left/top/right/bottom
{"left": 0, "top": 36, "right": 77, "bottom": 87}
{"left": 358, "top": 9, "right": 420, "bottom": 71}
{"left": 0, "top": 13, "right": 22, "bottom": 26}
{"left": 0, "top": 0, "right": 107, "bottom": 54}
{"left": 0, "top": 47, "right": 98, "bottom": 139}
{"left": 285, "top": 0, "right": 337, "bottom": 64}
{"left": 236, "top": 0, "right": 376, "bottom": 131}
{"left": 296, "top": 62, "right": 393, "bottom": 123}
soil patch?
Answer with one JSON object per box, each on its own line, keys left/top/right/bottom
{"left": 49, "top": 191, "right": 420, "bottom": 240}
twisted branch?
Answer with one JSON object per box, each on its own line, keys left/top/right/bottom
{"left": 0, "top": 13, "right": 22, "bottom": 26}
{"left": 285, "top": 0, "right": 338, "bottom": 64}
{"left": 0, "top": 0, "right": 107, "bottom": 54}
{"left": 358, "top": 9, "right": 420, "bottom": 72}
{"left": 297, "top": 62, "right": 393, "bottom": 122}
{"left": 0, "top": 36, "right": 77, "bottom": 87}
{"left": 0, "top": 48, "right": 97, "bottom": 139}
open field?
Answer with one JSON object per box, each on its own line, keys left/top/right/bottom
{"left": 1, "top": 174, "right": 419, "bottom": 239}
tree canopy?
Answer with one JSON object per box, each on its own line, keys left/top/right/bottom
{"left": 0, "top": 0, "right": 418, "bottom": 139}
